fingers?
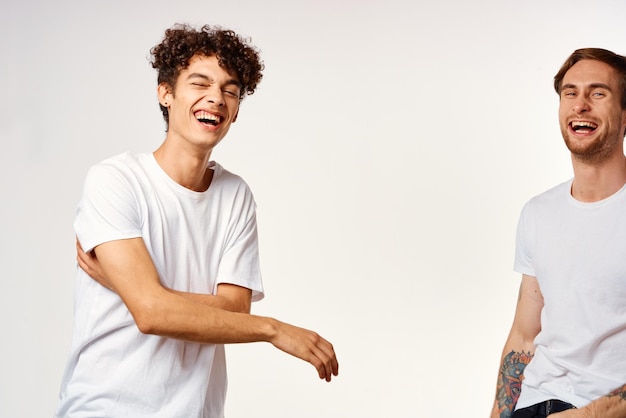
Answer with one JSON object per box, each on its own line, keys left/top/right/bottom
{"left": 319, "top": 337, "right": 339, "bottom": 379}
{"left": 76, "top": 239, "right": 89, "bottom": 272}
{"left": 76, "top": 240, "right": 94, "bottom": 273}
{"left": 300, "top": 331, "right": 339, "bottom": 382}
{"left": 270, "top": 322, "right": 339, "bottom": 382}
{"left": 309, "top": 337, "right": 338, "bottom": 382}
{"left": 75, "top": 240, "right": 115, "bottom": 292}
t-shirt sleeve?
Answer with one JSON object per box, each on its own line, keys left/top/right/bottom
{"left": 215, "top": 182, "right": 264, "bottom": 302}
{"left": 513, "top": 201, "right": 536, "bottom": 277}
{"left": 74, "top": 161, "right": 143, "bottom": 253}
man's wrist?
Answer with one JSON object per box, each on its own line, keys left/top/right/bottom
{"left": 258, "top": 316, "right": 279, "bottom": 343}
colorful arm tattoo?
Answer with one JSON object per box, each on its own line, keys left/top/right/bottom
{"left": 495, "top": 350, "right": 533, "bottom": 418}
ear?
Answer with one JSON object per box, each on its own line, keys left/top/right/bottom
{"left": 157, "top": 83, "right": 173, "bottom": 107}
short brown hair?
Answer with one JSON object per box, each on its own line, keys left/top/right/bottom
{"left": 553, "top": 48, "right": 626, "bottom": 109}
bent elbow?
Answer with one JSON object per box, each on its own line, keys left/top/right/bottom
{"left": 130, "top": 300, "right": 163, "bottom": 335}
{"left": 135, "top": 315, "right": 158, "bottom": 334}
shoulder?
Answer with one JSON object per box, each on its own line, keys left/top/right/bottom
{"left": 88, "top": 152, "right": 145, "bottom": 176}
{"left": 210, "top": 162, "right": 257, "bottom": 216}
{"left": 211, "top": 162, "right": 253, "bottom": 194}
{"left": 523, "top": 179, "right": 572, "bottom": 212}
{"left": 85, "top": 152, "right": 149, "bottom": 185}
{"left": 80, "top": 153, "right": 153, "bottom": 204}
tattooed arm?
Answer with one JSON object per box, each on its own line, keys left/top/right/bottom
{"left": 550, "top": 384, "right": 626, "bottom": 418}
{"left": 490, "top": 275, "right": 544, "bottom": 418}
{"left": 493, "top": 350, "right": 534, "bottom": 417}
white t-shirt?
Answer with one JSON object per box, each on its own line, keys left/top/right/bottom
{"left": 514, "top": 179, "right": 626, "bottom": 409}
{"left": 55, "top": 152, "right": 264, "bottom": 418}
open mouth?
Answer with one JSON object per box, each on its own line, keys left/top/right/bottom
{"left": 195, "top": 110, "right": 222, "bottom": 126}
{"left": 570, "top": 121, "right": 598, "bottom": 134}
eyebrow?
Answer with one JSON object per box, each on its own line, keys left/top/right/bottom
{"left": 187, "top": 73, "right": 242, "bottom": 88}
{"left": 561, "top": 82, "right": 612, "bottom": 91}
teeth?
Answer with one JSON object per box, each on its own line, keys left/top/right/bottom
{"left": 195, "top": 111, "right": 221, "bottom": 124}
{"left": 571, "top": 121, "right": 598, "bottom": 129}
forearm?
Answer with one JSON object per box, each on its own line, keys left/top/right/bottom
{"left": 491, "top": 349, "right": 534, "bottom": 418}
{"left": 131, "top": 288, "right": 274, "bottom": 344}
{"left": 131, "top": 288, "right": 338, "bottom": 382}
{"left": 492, "top": 275, "right": 543, "bottom": 418}
{"left": 166, "top": 288, "right": 250, "bottom": 313}
{"left": 490, "top": 327, "right": 537, "bottom": 418}
{"left": 573, "top": 384, "right": 626, "bottom": 418}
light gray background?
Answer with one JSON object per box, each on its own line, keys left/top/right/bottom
{"left": 1, "top": 0, "right": 625, "bottom": 416}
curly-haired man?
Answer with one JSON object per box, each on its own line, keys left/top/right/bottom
{"left": 55, "top": 24, "right": 338, "bottom": 418}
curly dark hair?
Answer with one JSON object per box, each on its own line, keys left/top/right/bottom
{"left": 150, "top": 23, "right": 264, "bottom": 126}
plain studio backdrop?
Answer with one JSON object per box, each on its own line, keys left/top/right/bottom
{"left": 1, "top": 0, "right": 625, "bottom": 416}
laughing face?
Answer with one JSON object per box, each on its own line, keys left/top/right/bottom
{"left": 159, "top": 54, "right": 241, "bottom": 152}
{"left": 558, "top": 59, "right": 626, "bottom": 164}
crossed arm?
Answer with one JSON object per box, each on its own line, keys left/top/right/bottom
{"left": 76, "top": 237, "right": 339, "bottom": 381}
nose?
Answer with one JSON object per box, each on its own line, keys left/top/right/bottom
{"left": 572, "top": 96, "right": 590, "bottom": 114}
{"left": 206, "top": 86, "right": 225, "bottom": 107}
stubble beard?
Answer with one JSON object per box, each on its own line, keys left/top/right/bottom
{"left": 561, "top": 126, "right": 622, "bottom": 165}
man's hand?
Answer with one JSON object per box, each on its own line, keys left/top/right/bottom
{"left": 76, "top": 239, "right": 114, "bottom": 291}
{"left": 269, "top": 320, "right": 339, "bottom": 382}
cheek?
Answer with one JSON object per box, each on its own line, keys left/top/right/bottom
{"left": 558, "top": 109, "right": 569, "bottom": 128}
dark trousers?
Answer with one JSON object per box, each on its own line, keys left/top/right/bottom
{"left": 513, "top": 399, "right": 576, "bottom": 417}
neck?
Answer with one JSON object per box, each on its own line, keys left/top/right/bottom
{"left": 153, "top": 138, "right": 214, "bottom": 192}
{"left": 571, "top": 150, "right": 626, "bottom": 202}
